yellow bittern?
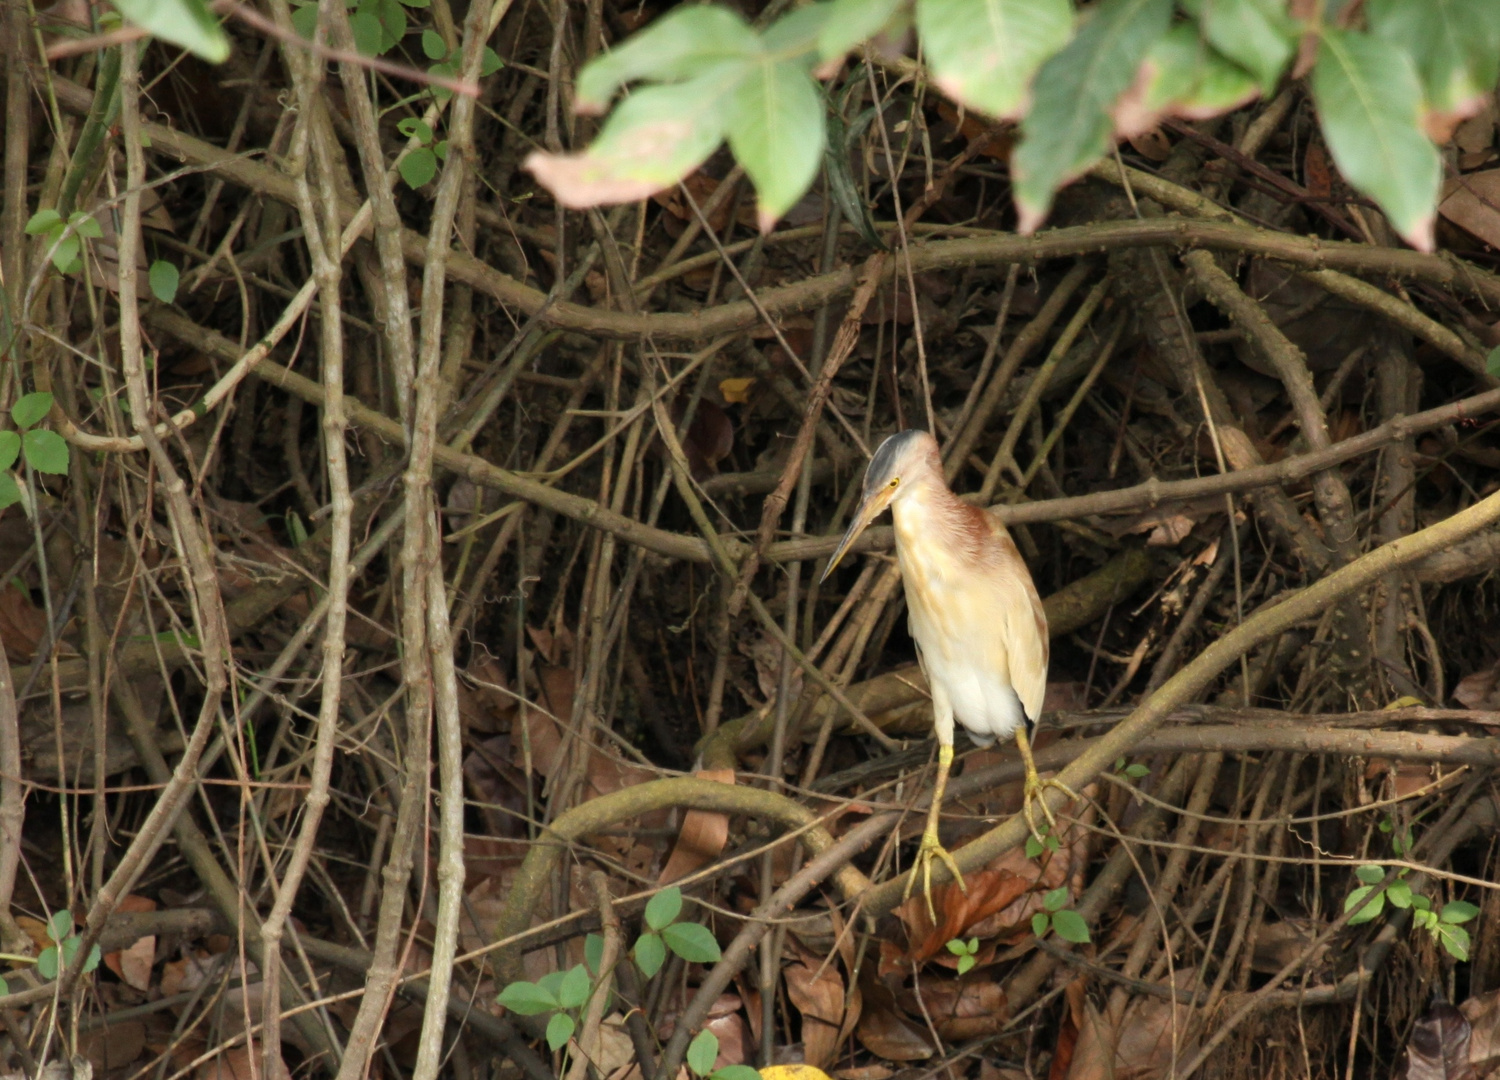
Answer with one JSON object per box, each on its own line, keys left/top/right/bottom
{"left": 822, "top": 429, "right": 1066, "bottom": 913}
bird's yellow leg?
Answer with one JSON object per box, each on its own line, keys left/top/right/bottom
{"left": 903, "top": 742, "right": 967, "bottom": 921}
{"left": 1015, "top": 724, "right": 1077, "bottom": 842}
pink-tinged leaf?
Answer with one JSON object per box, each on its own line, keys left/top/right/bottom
{"left": 527, "top": 70, "right": 739, "bottom": 209}
{"left": 1402, "top": 1001, "right": 1474, "bottom": 1080}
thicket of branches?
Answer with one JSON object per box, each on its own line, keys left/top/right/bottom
{"left": 2, "top": 1, "right": 1500, "bottom": 1079}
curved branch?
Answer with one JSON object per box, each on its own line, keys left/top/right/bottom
{"left": 493, "top": 777, "right": 872, "bottom": 987}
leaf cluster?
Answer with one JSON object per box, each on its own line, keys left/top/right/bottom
{"left": 1344, "top": 863, "right": 1480, "bottom": 961}
{"left": 1031, "top": 885, "right": 1091, "bottom": 944}
{"left": 496, "top": 886, "right": 725, "bottom": 1054}
{"left": 533, "top": 0, "right": 1500, "bottom": 249}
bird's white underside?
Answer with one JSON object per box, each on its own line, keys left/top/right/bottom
{"left": 892, "top": 486, "right": 1048, "bottom": 747}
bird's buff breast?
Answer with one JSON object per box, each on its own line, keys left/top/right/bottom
{"left": 892, "top": 500, "right": 1028, "bottom": 740}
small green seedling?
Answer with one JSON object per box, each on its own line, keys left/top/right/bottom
{"left": 148, "top": 260, "right": 180, "bottom": 304}
{"left": 25, "top": 209, "right": 102, "bottom": 275}
{"left": 0, "top": 392, "right": 72, "bottom": 512}
{"left": 395, "top": 117, "right": 445, "bottom": 189}
{"left": 685, "top": 1029, "right": 759, "bottom": 1080}
{"left": 424, "top": 37, "right": 503, "bottom": 101}
{"left": 1114, "top": 757, "right": 1150, "bottom": 781}
{"left": 1024, "top": 823, "right": 1061, "bottom": 861}
{"left": 1031, "top": 886, "right": 1091, "bottom": 944}
{"left": 1344, "top": 863, "right": 1479, "bottom": 960}
{"left": 498, "top": 885, "right": 723, "bottom": 1056}
{"left": 37, "top": 909, "right": 101, "bottom": 980}
{"left": 945, "top": 936, "right": 980, "bottom": 975}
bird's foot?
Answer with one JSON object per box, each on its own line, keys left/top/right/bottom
{"left": 903, "top": 826, "right": 967, "bottom": 922}
{"left": 1022, "top": 770, "right": 1078, "bottom": 843}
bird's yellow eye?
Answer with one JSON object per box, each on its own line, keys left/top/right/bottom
{"left": 888, "top": 477, "right": 899, "bottom": 489}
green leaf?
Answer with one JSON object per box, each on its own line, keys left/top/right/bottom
{"left": 1124, "top": 763, "right": 1150, "bottom": 779}
{"left": 1487, "top": 346, "right": 1500, "bottom": 378}
{"left": 397, "top": 117, "right": 434, "bottom": 143}
{"left": 1355, "top": 864, "right": 1386, "bottom": 885}
{"left": 1412, "top": 893, "right": 1433, "bottom": 912}
{"left": 662, "top": 922, "right": 722, "bottom": 964}
{"left": 1367, "top": 0, "right": 1500, "bottom": 117}
{"left": 23, "top": 430, "right": 69, "bottom": 475}
{"left": 1043, "top": 886, "right": 1069, "bottom": 913}
{"left": 634, "top": 931, "right": 666, "bottom": 978}
{"left": 25, "top": 209, "right": 61, "bottom": 235}
{"left": 363, "top": 0, "right": 406, "bottom": 52}
{"left": 421, "top": 28, "right": 447, "bottom": 58}
{"left": 497, "top": 980, "right": 561, "bottom": 1015}
{"left": 48, "top": 910, "right": 72, "bottom": 943}
{"left": 429, "top": 60, "right": 458, "bottom": 102}
{"left": 760, "top": 3, "right": 835, "bottom": 54}
{"left": 399, "top": 147, "right": 438, "bottom": 188}
{"left": 291, "top": 3, "right": 320, "bottom": 40}
{"left": 1387, "top": 879, "right": 1413, "bottom": 909}
{"left": 60, "top": 937, "right": 81, "bottom": 970}
{"left": 575, "top": 6, "right": 760, "bottom": 113}
{"left": 481, "top": 47, "right": 504, "bottom": 76}
{"left": 0, "top": 433, "right": 17, "bottom": 473}
{"left": 49, "top": 235, "right": 81, "bottom": 275}
{"left": 1138, "top": 25, "right": 1258, "bottom": 117}
{"left": 1024, "top": 835, "right": 1045, "bottom": 859}
{"left": 350, "top": 8, "right": 383, "bottom": 55}
{"left": 148, "top": 260, "right": 180, "bottom": 304}
{"left": 108, "top": 0, "right": 230, "bottom": 62}
{"left": 713, "top": 1066, "right": 763, "bottom": 1080}
{"left": 1051, "top": 909, "right": 1092, "bottom": 944}
{"left": 1012, "top": 0, "right": 1174, "bottom": 232}
{"left": 945, "top": 938, "right": 968, "bottom": 956}
{"left": 1442, "top": 900, "right": 1480, "bottom": 924}
{"left": 1031, "top": 912, "right": 1050, "bottom": 937}
{"left": 819, "top": 0, "right": 904, "bottom": 60}
{"left": 724, "top": 59, "right": 825, "bottom": 228}
{"left": 12, "top": 392, "right": 52, "bottom": 431}
{"left": 1437, "top": 921, "right": 1471, "bottom": 961}
{"left": 1344, "top": 884, "right": 1385, "bottom": 926}
{"left": 686, "top": 1028, "right": 719, "bottom": 1077}
{"left": 0, "top": 474, "right": 21, "bottom": 510}
{"left": 557, "top": 963, "right": 592, "bottom": 1009}
{"left": 400, "top": 0, "right": 429, "bottom": 8}
{"left": 37, "top": 945, "right": 58, "bottom": 980}
{"left": 1310, "top": 28, "right": 1440, "bottom": 251}
{"left": 546, "top": 1011, "right": 575, "bottom": 1052}
{"left": 585, "top": 933, "right": 605, "bottom": 974}
{"left": 434, "top": 140, "right": 449, "bottom": 161}
{"left": 1189, "top": 0, "right": 1295, "bottom": 92}
{"left": 646, "top": 886, "right": 683, "bottom": 931}
{"left": 68, "top": 212, "right": 103, "bottom": 239}
{"left": 0, "top": 976, "right": 9, "bottom": 996}
{"left": 956, "top": 953, "right": 975, "bottom": 975}
{"left": 916, "top": 0, "right": 1072, "bottom": 119}
{"left": 530, "top": 70, "right": 738, "bottom": 209}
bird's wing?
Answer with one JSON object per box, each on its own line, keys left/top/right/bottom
{"left": 983, "top": 513, "right": 1049, "bottom": 722}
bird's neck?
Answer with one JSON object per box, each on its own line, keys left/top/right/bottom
{"left": 891, "top": 479, "right": 978, "bottom": 555}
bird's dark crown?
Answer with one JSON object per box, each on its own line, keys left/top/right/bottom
{"left": 863, "top": 429, "right": 932, "bottom": 494}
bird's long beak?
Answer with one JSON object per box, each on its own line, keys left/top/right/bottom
{"left": 821, "top": 486, "right": 894, "bottom": 582}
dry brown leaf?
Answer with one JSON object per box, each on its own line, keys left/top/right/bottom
{"left": 854, "top": 992, "right": 932, "bottom": 1062}
{"left": 1440, "top": 171, "right": 1500, "bottom": 251}
{"left": 1455, "top": 659, "right": 1500, "bottom": 710}
{"left": 115, "top": 934, "right": 156, "bottom": 992}
{"left": 660, "top": 769, "right": 734, "bottom": 884}
{"left": 784, "top": 955, "right": 845, "bottom": 1067}
{"left": 898, "top": 976, "right": 1007, "bottom": 1041}
{"left": 0, "top": 581, "right": 47, "bottom": 661}
{"left": 79, "top": 1019, "right": 146, "bottom": 1072}
{"left": 1402, "top": 1001, "right": 1475, "bottom": 1080}
{"left": 1461, "top": 989, "right": 1500, "bottom": 1073}
{"left": 198, "top": 1043, "right": 289, "bottom": 1080}
{"left": 1064, "top": 976, "right": 1201, "bottom": 1080}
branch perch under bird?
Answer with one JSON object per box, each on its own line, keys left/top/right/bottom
{"left": 822, "top": 429, "right": 1072, "bottom": 918}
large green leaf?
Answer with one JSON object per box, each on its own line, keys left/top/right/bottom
{"left": 644, "top": 887, "right": 682, "bottom": 931}
{"left": 12, "top": 392, "right": 53, "bottom": 430}
{"left": 528, "top": 67, "right": 741, "bottom": 209}
{"left": 23, "top": 430, "right": 69, "bottom": 475}
{"left": 819, "top": 0, "right": 905, "bottom": 61}
{"left": 1367, "top": 0, "right": 1500, "bottom": 117}
{"left": 1012, "top": 0, "right": 1173, "bottom": 231}
{"left": 725, "top": 59, "right": 826, "bottom": 229}
{"left": 686, "top": 1029, "right": 719, "bottom": 1077}
{"left": 1187, "top": 0, "right": 1296, "bottom": 93}
{"left": 109, "top": 0, "right": 229, "bottom": 62}
{"left": 576, "top": 6, "right": 760, "bottom": 113}
{"left": 1310, "top": 28, "right": 1440, "bottom": 250}
{"left": 916, "top": 0, "right": 1073, "bottom": 119}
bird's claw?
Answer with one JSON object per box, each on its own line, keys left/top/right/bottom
{"left": 1022, "top": 772, "right": 1078, "bottom": 843}
{"left": 903, "top": 827, "right": 967, "bottom": 922}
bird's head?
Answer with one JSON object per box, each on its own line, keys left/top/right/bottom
{"left": 821, "top": 429, "right": 939, "bottom": 581}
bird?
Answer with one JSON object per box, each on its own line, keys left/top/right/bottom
{"left": 821, "top": 429, "right": 1065, "bottom": 916}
